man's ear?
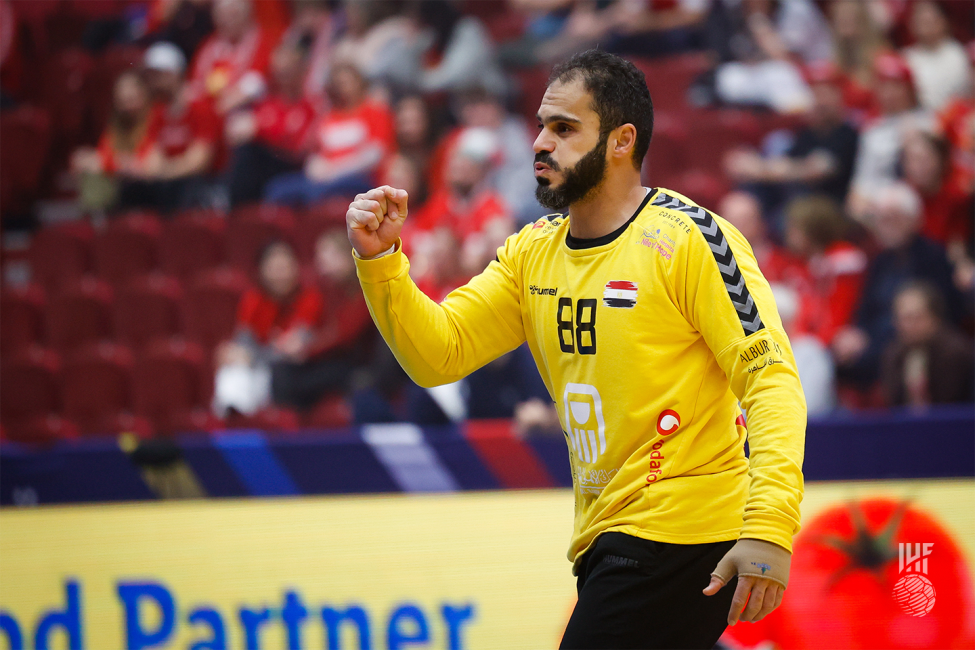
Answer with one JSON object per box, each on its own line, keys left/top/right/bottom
{"left": 611, "top": 124, "right": 637, "bottom": 160}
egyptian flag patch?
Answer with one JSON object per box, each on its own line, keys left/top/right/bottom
{"left": 603, "top": 280, "right": 638, "bottom": 308}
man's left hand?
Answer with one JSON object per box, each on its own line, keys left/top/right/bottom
{"left": 702, "top": 538, "right": 791, "bottom": 625}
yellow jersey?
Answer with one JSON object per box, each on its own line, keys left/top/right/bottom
{"left": 354, "top": 187, "right": 806, "bottom": 568}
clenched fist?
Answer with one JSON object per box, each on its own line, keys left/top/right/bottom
{"left": 346, "top": 186, "right": 409, "bottom": 259}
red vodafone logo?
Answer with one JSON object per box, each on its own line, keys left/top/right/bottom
{"left": 656, "top": 410, "right": 681, "bottom": 436}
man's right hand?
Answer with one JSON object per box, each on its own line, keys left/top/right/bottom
{"left": 347, "top": 186, "right": 409, "bottom": 259}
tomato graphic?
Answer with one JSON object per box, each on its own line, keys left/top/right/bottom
{"left": 722, "top": 498, "right": 975, "bottom": 649}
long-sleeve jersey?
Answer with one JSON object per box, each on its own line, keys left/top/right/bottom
{"left": 354, "top": 187, "right": 807, "bottom": 568}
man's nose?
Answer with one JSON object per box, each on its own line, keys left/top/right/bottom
{"left": 533, "top": 128, "right": 554, "bottom": 155}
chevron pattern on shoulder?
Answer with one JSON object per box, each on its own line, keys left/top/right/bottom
{"left": 651, "top": 192, "right": 765, "bottom": 335}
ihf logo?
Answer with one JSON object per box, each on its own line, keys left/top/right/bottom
{"left": 892, "top": 542, "right": 936, "bottom": 617}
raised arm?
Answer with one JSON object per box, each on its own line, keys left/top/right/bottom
{"left": 348, "top": 187, "right": 527, "bottom": 387}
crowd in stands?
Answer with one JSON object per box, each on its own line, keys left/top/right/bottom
{"left": 1, "top": 0, "right": 972, "bottom": 444}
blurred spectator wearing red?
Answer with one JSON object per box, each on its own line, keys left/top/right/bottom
{"left": 264, "top": 61, "right": 395, "bottom": 207}
{"left": 117, "top": 42, "right": 221, "bottom": 215}
{"left": 271, "top": 229, "right": 375, "bottom": 411}
{"left": 901, "top": 0, "right": 972, "bottom": 113}
{"left": 724, "top": 62, "right": 859, "bottom": 216}
{"left": 188, "top": 0, "right": 279, "bottom": 115}
{"left": 825, "top": 0, "right": 890, "bottom": 118}
{"left": 847, "top": 53, "right": 934, "bottom": 220}
{"left": 224, "top": 40, "right": 317, "bottom": 208}
{"left": 717, "top": 191, "right": 808, "bottom": 290}
{"left": 409, "top": 127, "right": 514, "bottom": 282}
{"left": 212, "top": 239, "right": 323, "bottom": 417}
{"left": 70, "top": 71, "right": 154, "bottom": 213}
{"left": 433, "top": 88, "right": 539, "bottom": 225}
{"left": 782, "top": 194, "right": 866, "bottom": 346}
{"left": 938, "top": 42, "right": 975, "bottom": 194}
{"left": 901, "top": 130, "right": 973, "bottom": 258}
{"left": 833, "top": 183, "right": 962, "bottom": 389}
{"left": 279, "top": 0, "right": 336, "bottom": 105}
{"left": 882, "top": 281, "right": 974, "bottom": 407}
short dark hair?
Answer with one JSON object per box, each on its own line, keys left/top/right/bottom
{"left": 549, "top": 49, "right": 654, "bottom": 170}
{"left": 896, "top": 280, "right": 947, "bottom": 322}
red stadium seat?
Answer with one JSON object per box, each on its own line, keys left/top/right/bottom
{"left": 159, "top": 210, "right": 227, "bottom": 281}
{"left": 294, "top": 214, "right": 346, "bottom": 265}
{"left": 45, "top": 276, "right": 114, "bottom": 354}
{"left": 93, "top": 212, "right": 163, "bottom": 286}
{"left": 675, "top": 170, "right": 732, "bottom": 211}
{"left": 29, "top": 47, "right": 94, "bottom": 148}
{"left": 633, "top": 53, "right": 711, "bottom": 111}
{"left": 29, "top": 220, "right": 95, "bottom": 294}
{"left": 0, "top": 107, "right": 53, "bottom": 217}
{"left": 228, "top": 406, "right": 301, "bottom": 433}
{"left": 113, "top": 274, "right": 183, "bottom": 350}
{"left": 183, "top": 267, "right": 249, "bottom": 350}
{"left": 302, "top": 395, "right": 352, "bottom": 430}
{"left": 61, "top": 342, "right": 134, "bottom": 435}
{"left": 0, "top": 283, "right": 46, "bottom": 356}
{"left": 5, "top": 415, "right": 80, "bottom": 446}
{"left": 133, "top": 338, "right": 209, "bottom": 434}
{"left": 0, "top": 346, "right": 61, "bottom": 428}
{"left": 226, "top": 205, "right": 297, "bottom": 271}
{"left": 300, "top": 197, "right": 351, "bottom": 225}
{"left": 682, "top": 109, "right": 762, "bottom": 175}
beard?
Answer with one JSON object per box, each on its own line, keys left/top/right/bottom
{"left": 535, "top": 134, "right": 609, "bottom": 211}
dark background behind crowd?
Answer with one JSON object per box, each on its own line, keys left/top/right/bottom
{"left": 0, "top": 0, "right": 972, "bottom": 444}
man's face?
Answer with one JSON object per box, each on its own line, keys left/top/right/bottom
{"left": 533, "top": 77, "right": 610, "bottom": 211}
{"left": 894, "top": 289, "right": 938, "bottom": 345}
{"left": 872, "top": 197, "right": 919, "bottom": 250}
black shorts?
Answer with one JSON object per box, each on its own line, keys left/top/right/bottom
{"left": 560, "top": 532, "right": 738, "bottom": 650}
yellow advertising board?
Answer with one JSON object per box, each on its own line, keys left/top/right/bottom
{"left": 1, "top": 479, "right": 973, "bottom": 650}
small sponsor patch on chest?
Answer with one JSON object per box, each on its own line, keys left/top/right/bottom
{"left": 603, "top": 280, "right": 638, "bottom": 308}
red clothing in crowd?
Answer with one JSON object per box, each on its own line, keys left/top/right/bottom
{"left": 939, "top": 97, "right": 975, "bottom": 193}
{"left": 312, "top": 100, "right": 396, "bottom": 179}
{"left": 794, "top": 241, "right": 868, "bottom": 344}
{"left": 96, "top": 124, "right": 155, "bottom": 174}
{"left": 253, "top": 94, "right": 317, "bottom": 154}
{"left": 189, "top": 25, "right": 277, "bottom": 103}
{"left": 236, "top": 285, "right": 323, "bottom": 344}
{"left": 306, "top": 278, "right": 374, "bottom": 358}
{"left": 409, "top": 187, "right": 509, "bottom": 241}
{"left": 917, "top": 174, "right": 974, "bottom": 246}
{"left": 756, "top": 245, "right": 810, "bottom": 290}
{"left": 147, "top": 98, "right": 221, "bottom": 161}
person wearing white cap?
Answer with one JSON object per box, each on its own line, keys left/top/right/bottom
{"left": 115, "top": 42, "right": 220, "bottom": 214}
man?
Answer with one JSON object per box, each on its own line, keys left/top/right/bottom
{"left": 119, "top": 41, "right": 220, "bottom": 214}
{"left": 347, "top": 50, "right": 806, "bottom": 648}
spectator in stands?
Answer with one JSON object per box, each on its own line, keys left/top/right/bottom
{"left": 938, "top": 41, "right": 975, "bottom": 195}
{"left": 402, "top": 0, "right": 508, "bottom": 96}
{"left": 902, "top": 0, "right": 972, "bottom": 113}
{"left": 224, "top": 40, "right": 317, "bottom": 207}
{"left": 724, "top": 62, "right": 859, "bottom": 214}
{"left": 213, "top": 240, "right": 323, "bottom": 417}
{"left": 456, "top": 87, "right": 540, "bottom": 225}
{"left": 189, "top": 0, "right": 278, "bottom": 115}
{"left": 713, "top": 0, "right": 833, "bottom": 113}
{"left": 264, "top": 61, "right": 395, "bottom": 207}
{"left": 603, "top": 0, "right": 710, "bottom": 59}
{"left": 118, "top": 42, "right": 221, "bottom": 214}
{"left": 330, "top": 0, "right": 414, "bottom": 85}
{"left": 826, "top": 0, "right": 889, "bottom": 117}
{"left": 497, "top": 0, "right": 614, "bottom": 67}
{"left": 882, "top": 281, "right": 974, "bottom": 407}
{"left": 847, "top": 53, "right": 934, "bottom": 220}
{"left": 717, "top": 191, "right": 807, "bottom": 290}
{"left": 901, "top": 130, "right": 973, "bottom": 258}
{"left": 143, "top": 0, "right": 215, "bottom": 62}
{"left": 409, "top": 127, "right": 514, "bottom": 278}
{"left": 770, "top": 283, "right": 835, "bottom": 415}
{"left": 280, "top": 0, "right": 336, "bottom": 104}
{"left": 833, "top": 183, "right": 961, "bottom": 387}
{"left": 394, "top": 94, "right": 439, "bottom": 205}
{"left": 783, "top": 194, "right": 866, "bottom": 346}
{"left": 0, "top": 0, "right": 22, "bottom": 107}
{"left": 271, "top": 229, "right": 376, "bottom": 411}
{"left": 71, "top": 71, "right": 154, "bottom": 213}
